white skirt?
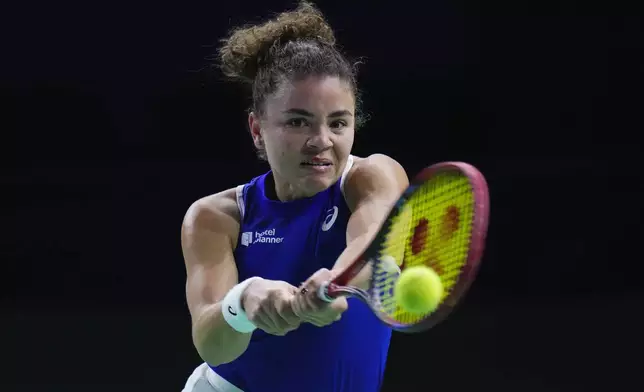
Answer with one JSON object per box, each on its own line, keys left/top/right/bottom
{"left": 182, "top": 363, "right": 244, "bottom": 392}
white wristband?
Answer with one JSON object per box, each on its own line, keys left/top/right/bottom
{"left": 221, "top": 277, "right": 261, "bottom": 333}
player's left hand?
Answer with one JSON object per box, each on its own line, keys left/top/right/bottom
{"left": 291, "top": 268, "right": 348, "bottom": 327}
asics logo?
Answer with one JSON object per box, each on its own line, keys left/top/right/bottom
{"left": 321, "top": 206, "right": 339, "bottom": 232}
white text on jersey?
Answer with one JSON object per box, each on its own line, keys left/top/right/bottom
{"left": 241, "top": 228, "right": 284, "bottom": 246}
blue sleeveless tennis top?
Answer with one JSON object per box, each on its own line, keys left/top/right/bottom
{"left": 209, "top": 156, "right": 392, "bottom": 392}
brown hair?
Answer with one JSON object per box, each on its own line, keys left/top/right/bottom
{"left": 218, "top": 2, "right": 365, "bottom": 158}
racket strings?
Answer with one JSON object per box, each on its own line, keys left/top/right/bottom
{"left": 371, "top": 172, "right": 476, "bottom": 326}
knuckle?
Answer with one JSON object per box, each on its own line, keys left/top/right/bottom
{"left": 310, "top": 268, "right": 329, "bottom": 280}
{"left": 314, "top": 270, "right": 329, "bottom": 279}
{"left": 247, "top": 313, "right": 259, "bottom": 323}
{"left": 256, "top": 300, "right": 270, "bottom": 312}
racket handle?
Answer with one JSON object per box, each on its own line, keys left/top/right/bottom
{"left": 317, "top": 281, "right": 334, "bottom": 303}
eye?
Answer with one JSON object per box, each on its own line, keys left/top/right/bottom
{"left": 285, "top": 118, "right": 310, "bottom": 128}
{"left": 330, "top": 119, "right": 348, "bottom": 130}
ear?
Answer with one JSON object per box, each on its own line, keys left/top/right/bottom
{"left": 248, "top": 111, "right": 264, "bottom": 150}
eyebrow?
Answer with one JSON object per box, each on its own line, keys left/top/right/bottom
{"left": 282, "top": 108, "right": 353, "bottom": 117}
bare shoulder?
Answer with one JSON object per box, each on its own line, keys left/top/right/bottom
{"left": 348, "top": 154, "right": 406, "bottom": 179}
{"left": 344, "top": 154, "right": 409, "bottom": 209}
{"left": 182, "top": 188, "right": 241, "bottom": 249}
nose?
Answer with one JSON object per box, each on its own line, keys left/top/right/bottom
{"left": 305, "top": 126, "right": 333, "bottom": 151}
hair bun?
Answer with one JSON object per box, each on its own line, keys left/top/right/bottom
{"left": 218, "top": 1, "right": 335, "bottom": 83}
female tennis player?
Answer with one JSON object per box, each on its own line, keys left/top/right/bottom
{"left": 181, "top": 2, "right": 409, "bottom": 391}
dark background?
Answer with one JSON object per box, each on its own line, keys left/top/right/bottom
{"left": 3, "top": 1, "right": 644, "bottom": 391}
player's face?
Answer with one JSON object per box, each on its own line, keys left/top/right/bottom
{"left": 250, "top": 75, "right": 356, "bottom": 200}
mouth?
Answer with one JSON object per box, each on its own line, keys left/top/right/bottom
{"left": 300, "top": 159, "right": 332, "bottom": 167}
{"left": 300, "top": 159, "right": 333, "bottom": 173}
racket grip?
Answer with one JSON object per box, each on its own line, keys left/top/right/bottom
{"left": 317, "top": 281, "right": 334, "bottom": 303}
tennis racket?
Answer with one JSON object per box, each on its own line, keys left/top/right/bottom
{"left": 317, "top": 161, "right": 490, "bottom": 333}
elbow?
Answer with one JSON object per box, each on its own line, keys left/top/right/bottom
{"left": 191, "top": 318, "right": 246, "bottom": 367}
{"left": 192, "top": 323, "right": 225, "bottom": 366}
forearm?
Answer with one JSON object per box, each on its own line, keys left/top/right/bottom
{"left": 332, "top": 228, "right": 377, "bottom": 290}
{"left": 192, "top": 302, "right": 252, "bottom": 366}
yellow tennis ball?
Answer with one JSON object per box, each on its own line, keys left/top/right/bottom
{"left": 394, "top": 265, "right": 443, "bottom": 314}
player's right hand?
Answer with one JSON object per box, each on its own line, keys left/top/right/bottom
{"left": 241, "top": 279, "right": 302, "bottom": 336}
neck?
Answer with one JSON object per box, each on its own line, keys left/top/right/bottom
{"left": 268, "top": 173, "right": 310, "bottom": 201}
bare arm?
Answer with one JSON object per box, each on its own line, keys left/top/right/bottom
{"left": 291, "top": 154, "right": 410, "bottom": 325}
{"left": 182, "top": 191, "right": 251, "bottom": 366}
{"left": 333, "top": 154, "right": 410, "bottom": 286}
